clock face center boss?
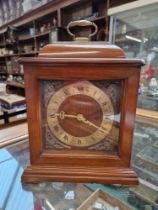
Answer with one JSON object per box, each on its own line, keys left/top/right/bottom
{"left": 47, "top": 81, "right": 114, "bottom": 147}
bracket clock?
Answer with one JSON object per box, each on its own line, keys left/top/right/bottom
{"left": 20, "top": 21, "right": 144, "bottom": 185}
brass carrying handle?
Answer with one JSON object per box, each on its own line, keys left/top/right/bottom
{"left": 67, "top": 20, "right": 98, "bottom": 38}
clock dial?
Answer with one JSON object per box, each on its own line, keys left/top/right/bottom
{"left": 41, "top": 80, "right": 122, "bottom": 153}
{"left": 47, "top": 81, "right": 114, "bottom": 147}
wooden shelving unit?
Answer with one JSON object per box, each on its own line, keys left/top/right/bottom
{"left": 0, "top": 0, "right": 110, "bottom": 78}
{"left": 0, "top": 0, "right": 110, "bottom": 126}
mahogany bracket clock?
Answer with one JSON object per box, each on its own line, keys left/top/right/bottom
{"left": 20, "top": 23, "right": 144, "bottom": 185}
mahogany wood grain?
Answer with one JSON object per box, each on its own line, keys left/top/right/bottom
{"left": 20, "top": 43, "right": 143, "bottom": 184}
{"left": 22, "top": 166, "right": 138, "bottom": 185}
{"left": 39, "top": 42, "right": 125, "bottom": 58}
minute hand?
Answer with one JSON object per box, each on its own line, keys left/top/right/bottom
{"left": 80, "top": 118, "right": 107, "bottom": 134}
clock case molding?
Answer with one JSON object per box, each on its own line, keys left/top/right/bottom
{"left": 19, "top": 42, "right": 144, "bottom": 185}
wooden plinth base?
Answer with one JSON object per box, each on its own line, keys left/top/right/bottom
{"left": 22, "top": 165, "right": 139, "bottom": 185}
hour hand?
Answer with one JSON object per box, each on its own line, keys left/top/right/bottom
{"left": 50, "top": 111, "right": 76, "bottom": 120}
{"left": 50, "top": 111, "right": 65, "bottom": 119}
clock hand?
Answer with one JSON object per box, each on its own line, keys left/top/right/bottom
{"left": 69, "top": 113, "right": 107, "bottom": 134}
{"left": 50, "top": 111, "right": 86, "bottom": 121}
{"left": 50, "top": 111, "right": 77, "bottom": 119}
{"left": 80, "top": 118, "right": 107, "bottom": 133}
{"left": 50, "top": 111, "right": 107, "bottom": 133}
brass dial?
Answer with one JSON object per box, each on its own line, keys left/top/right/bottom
{"left": 47, "top": 81, "right": 114, "bottom": 147}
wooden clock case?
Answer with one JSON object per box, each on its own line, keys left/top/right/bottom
{"left": 20, "top": 42, "right": 144, "bottom": 185}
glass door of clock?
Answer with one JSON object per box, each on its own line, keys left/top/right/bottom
{"left": 40, "top": 79, "right": 124, "bottom": 155}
